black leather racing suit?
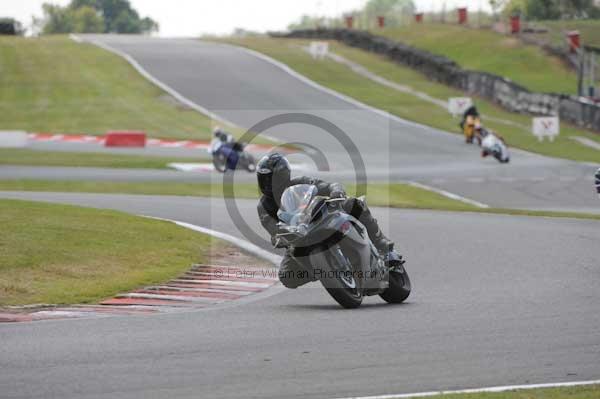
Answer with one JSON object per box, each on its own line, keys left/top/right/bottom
{"left": 257, "top": 176, "right": 385, "bottom": 288}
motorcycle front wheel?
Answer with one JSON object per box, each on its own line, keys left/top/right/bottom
{"left": 320, "top": 246, "right": 363, "bottom": 309}
{"left": 379, "top": 263, "right": 411, "bottom": 304}
{"left": 212, "top": 153, "right": 227, "bottom": 173}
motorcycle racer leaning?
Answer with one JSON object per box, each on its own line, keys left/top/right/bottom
{"left": 256, "top": 153, "right": 396, "bottom": 288}
{"left": 208, "top": 127, "right": 234, "bottom": 154}
{"left": 595, "top": 167, "right": 600, "bottom": 197}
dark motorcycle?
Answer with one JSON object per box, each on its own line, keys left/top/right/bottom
{"left": 276, "top": 184, "right": 411, "bottom": 309}
{"left": 212, "top": 142, "right": 256, "bottom": 173}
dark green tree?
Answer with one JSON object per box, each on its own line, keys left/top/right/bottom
{"left": 40, "top": 0, "right": 158, "bottom": 34}
{"left": 0, "top": 18, "right": 25, "bottom": 35}
{"left": 525, "top": 0, "right": 600, "bottom": 19}
{"left": 72, "top": 6, "right": 105, "bottom": 33}
{"left": 41, "top": 3, "right": 74, "bottom": 34}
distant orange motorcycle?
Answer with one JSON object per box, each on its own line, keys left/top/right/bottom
{"left": 460, "top": 105, "right": 481, "bottom": 144}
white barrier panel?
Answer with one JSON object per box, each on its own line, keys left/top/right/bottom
{"left": 0, "top": 131, "right": 28, "bottom": 148}
{"left": 448, "top": 97, "right": 473, "bottom": 117}
{"left": 532, "top": 116, "right": 559, "bottom": 142}
{"left": 309, "top": 41, "right": 329, "bottom": 60}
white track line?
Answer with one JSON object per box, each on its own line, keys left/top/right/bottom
{"left": 319, "top": 47, "right": 527, "bottom": 131}
{"left": 172, "top": 279, "right": 272, "bottom": 289}
{"left": 117, "top": 293, "right": 219, "bottom": 303}
{"left": 334, "top": 379, "right": 600, "bottom": 399}
{"left": 407, "top": 181, "right": 490, "bottom": 208}
{"left": 571, "top": 136, "right": 600, "bottom": 151}
{"left": 141, "top": 216, "right": 282, "bottom": 266}
{"left": 154, "top": 286, "right": 254, "bottom": 296}
{"left": 218, "top": 41, "right": 457, "bottom": 137}
{"left": 69, "top": 34, "right": 286, "bottom": 144}
{"left": 70, "top": 34, "right": 237, "bottom": 129}
{"left": 75, "top": 35, "right": 490, "bottom": 211}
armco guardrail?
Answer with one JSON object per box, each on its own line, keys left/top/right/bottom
{"left": 270, "top": 28, "right": 600, "bottom": 133}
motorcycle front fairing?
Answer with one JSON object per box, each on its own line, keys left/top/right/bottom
{"left": 277, "top": 185, "right": 388, "bottom": 294}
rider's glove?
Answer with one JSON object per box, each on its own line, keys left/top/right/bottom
{"left": 330, "top": 190, "right": 346, "bottom": 199}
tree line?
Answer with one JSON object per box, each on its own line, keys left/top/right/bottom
{"left": 35, "top": 0, "right": 158, "bottom": 35}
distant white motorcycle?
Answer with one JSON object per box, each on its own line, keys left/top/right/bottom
{"left": 481, "top": 133, "right": 510, "bottom": 164}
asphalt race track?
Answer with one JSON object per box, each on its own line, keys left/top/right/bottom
{"left": 14, "top": 35, "right": 599, "bottom": 212}
{"left": 60, "top": 35, "right": 597, "bottom": 212}
{"left": 1, "top": 191, "right": 599, "bottom": 399}
{"left": 2, "top": 35, "right": 599, "bottom": 399}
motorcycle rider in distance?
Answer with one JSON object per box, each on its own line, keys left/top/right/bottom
{"left": 595, "top": 168, "right": 600, "bottom": 197}
{"left": 209, "top": 127, "right": 234, "bottom": 154}
{"left": 256, "top": 153, "right": 396, "bottom": 289}
{"left": 460, "top": 105, "right": 481, "bottom": 144}
{"left": 473, "top": 121, "right": 490, "bottom": 146}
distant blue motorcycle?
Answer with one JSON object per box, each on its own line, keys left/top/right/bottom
{"left": 210, "top": 140, "right": 256, "bottom": 173}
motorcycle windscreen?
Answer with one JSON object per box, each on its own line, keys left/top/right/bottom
{"left": 278, "top": 184, "right": 318, "bottom": 225}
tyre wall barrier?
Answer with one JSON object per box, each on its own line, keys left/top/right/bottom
{"left": 271, "top": 28, "right": 600, "bottom": 133}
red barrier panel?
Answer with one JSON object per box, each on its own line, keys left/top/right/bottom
{"left": 415, "top": 13, "right": 424, "bottom": 23}
{"left": 458, "top": 7, "right": 467, "bottom": 24}
{"left": 345, "top": 16, "right": 354, "bottom": 29}
{"left": 510, "top": 15, "right": 520, "bottom": 34}
{"left": 567, "top": 30, "right": 580, "bottom": 53}
{"left": 104, "top": 131, "right": 146, "bottom": 147}
{"left": 377, "top": 16, "right": 385, "bottom": 28}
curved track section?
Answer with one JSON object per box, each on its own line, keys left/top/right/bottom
{"left": 69, "top": 35, "right": 599, "bottom": 212}
{"left": 1, "top": 192, "right": 599, "bottom": 399}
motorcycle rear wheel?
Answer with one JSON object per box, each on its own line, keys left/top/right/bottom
{"left": 320, "top": 247, "right": 363, "bottom": 309}
{"left": 244, "top": 153, "right": 256, "bottom": 172}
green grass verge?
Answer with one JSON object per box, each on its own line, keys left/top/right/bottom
{"left": 411, "top": 384, "right": 600, "bottom": 399}
{"left": 377, "top": 23, "right": 578, "bottom": 94}
{"left": 0, "top": 35, "right": 211, "bottom": 140}
{"left": 0, "top": 148, "right": 208, "bottom": 169}
{"left": 1, "top": 179, "right": 599, "bottom": 221}
{"left": 0, "top": 35, "right": 279, "bottom": 147}
{"left": 0, "top": 179, "right": 470, "bottom": 210}
{"left": 218, "top": 37, "right": 600, "bottom": 163}
{"left": 0, "top": 198, "right": 221, "bottom": 306}
{"left": 533, "top": 19, "right": 600, "bottom": 49}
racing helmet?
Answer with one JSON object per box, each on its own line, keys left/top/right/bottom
{"left": 213, "top": 127, "right": 226, "bottom": 141}
{"left": 257, "top": 153, "right": 291, "bottom": 199}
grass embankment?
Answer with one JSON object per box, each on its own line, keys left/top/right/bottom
{"left": 378, "top": 23, "right": 577, "bottom": 94}
{"left": 0, "top": 148, "right": 208, "bottom": 169}
{"left": 411, "top": 384, "right": 600, "bottom": 399}
{"left": 532, "top": 19, "right": 600, "bottom": 48}
{"left": 2, "top": 180, "right": 600, "bottom": 221}
{"left": 220, "top": 36, "right": 600, "bottom": 163}
{"left": 0, "top": 36, "right": 214, "bottom": 140}
{"left": 0, "top": 199, "right": 220, "bottom": 306}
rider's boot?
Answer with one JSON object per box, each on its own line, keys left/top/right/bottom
{"left": 345, "top": 198, "right": 395, "bottom": 254}
{"left": 371, "top": 229, "right": 394, "bottom": 254}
